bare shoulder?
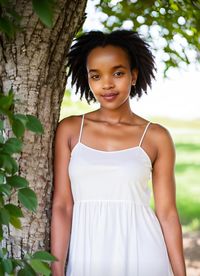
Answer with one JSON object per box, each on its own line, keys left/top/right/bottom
{"left": 56, "top": 115, "right": 82, "bottom": 134}
{"left": 150, "top": 122, "right": 172, "bottom": 139}
{"left": 149, "top": 122, "right": 175, "bottom": 155}
{"left": 55, "top": 115, "right": 83, "bottom": 146}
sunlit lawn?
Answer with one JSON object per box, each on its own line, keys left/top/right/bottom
{"left": 61, "top": 92, "right": 200, "bottom": 232}
{"left": 150, "top": 118, "right": 200, "bottom": 232}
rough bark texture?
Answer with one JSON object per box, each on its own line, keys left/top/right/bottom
{"left": 0, "top": 0, "right": 87, "bottom": 258}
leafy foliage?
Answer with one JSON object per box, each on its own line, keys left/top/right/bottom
{"left": 0, "top": 90, "right": 56, "bottom": 275}
{"left": 97, "top": 0, "right": 200, "bottom": 73}
{"left": 0, "top": 0, "right": 55, "bottom": 38}
{"left": 32, "top": 0, "right": 55, "bottom": 28}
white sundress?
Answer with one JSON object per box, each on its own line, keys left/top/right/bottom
{"left": 66, "top": 114, "right": 173, "bottom": 276}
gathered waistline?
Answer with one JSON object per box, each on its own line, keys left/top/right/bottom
{"left": 74, "top": 199, "right": 150, "bottom": 207}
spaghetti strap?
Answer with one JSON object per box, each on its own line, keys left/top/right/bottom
{"left": 78, "top": 114, "right": 85, "bottom": 143}
{"left": 139, "top": 121, "right": 151, "bottom": 147}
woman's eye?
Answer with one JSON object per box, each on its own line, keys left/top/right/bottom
{"left": 90, "top": 75, "right": 100, "bottom": 80}
{"left": 114, "top": 71, "right": 124, "bottom": 77}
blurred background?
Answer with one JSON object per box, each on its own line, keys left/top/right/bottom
{"left": 60, "top": 1, "right": 200, "bottom": 274}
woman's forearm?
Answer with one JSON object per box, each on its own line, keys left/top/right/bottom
{"left": 51, "top": 206, "right": 73, "bottom": 276}
{"left": 158, "top": 211, "right": 186, "bottom": 276}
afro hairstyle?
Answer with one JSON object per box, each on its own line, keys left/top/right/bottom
{"left": 67, "top": 30, "right": 156, "bottom": 104}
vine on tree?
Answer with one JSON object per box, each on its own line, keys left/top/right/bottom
{"left": 0, "top": 89, "right": 56, "bottom": 275}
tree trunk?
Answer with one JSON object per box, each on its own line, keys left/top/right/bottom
{"left": 0, "top": 0, "right": 87, "bottom": 258}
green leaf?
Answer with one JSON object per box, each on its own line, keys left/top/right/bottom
{"left": 0, "top": 262, "right": 3, "bottom": 275}
{"left": 2, "top": 258, "right": 13, "bottom": 273}
{"left": 0, "top": 225, "right": 3, "bottom": 241}
{"left": 0, "top": 120, "right": 3, "bottom": 130}
{"left": 32, "top": 0, "right": 54, "bottom": 28}
{"left": 0, "top": 173, "right": 4, "bottom": 184}
{"left": 0, "top": 153, "right": 18, "bottom": 174}
{"left": 0, "top": 247, "right": 7, "bottom": 257}
{"left": 26, "top": 115, "right": 44, "bottom": 134}
{"left": 11, "top": 258, "right": 23, "bottom": 270}
{"left": 5, "top": 204, "right": 24, "bottom": 217}
{"left": 18, "top": 188, "right": 38, "bottom": 212}
{"left": 3, "top": 138, "right": 22, "bottom": 154}
{"left": 0, "top": 17, "right": 15, "bottom": 37}
{"left": 0, "top": 92, "right": 14, "bottom": 110}
{"left": 29, "top": 259, "right": 51, "bottom": 276}
{"left": 0, "top": 207, "right": 10, "bottom": 225}
{"left": 0, "top": 194, "right": 4, "bottom": 206}
{"left": 0, "top": 184, "right": 11, "bottom": 196}
{"left": 12, "top": 118, "right": 25, "bottom": 138}
{"left": 0, "top": 132, "right": 4, "bottom": 143}
{"left": 7, "top": 175, "right": 28, "bottom": 188}
{"left": 10, "top": 216, "right": 22, "bottom": 229}
{"left": 18, "top": 264, "right": 37, "bottom": 276}
{"left": 14, "top": 114, "right": 28, "bottom": 126}
{"left": 32, "top": 251, "right": 57, "bottom": 262}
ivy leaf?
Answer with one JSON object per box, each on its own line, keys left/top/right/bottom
{"left": 1, "top": 258, "right": 13, "bottom": 273}
{"left": 5, "top": 203, "right": 24, "bottom": 217}
{"left": 10, "top": 216, "right": 22, "bottom": 229}
{"left": 0, "top": 207, "right": 10, "bottom": 225}
{"left": 11, "top": 258, "right": 23, "bottom": 269}
{"left": 32, "top": 0, "right": 54, "bottom": 28}
{"left": 0, "top": 225, "right": 3, "bottom": 242}
{"left": 7, "top": 175, "right": 28, "bottom": 188}
{"left": 3, "top": 137, "right": 22, "bottom": 154}
{"left": 0, "top": 120, "right": 3, "bottom": 130}
{"left": 26, "top": 115, "right": 44, "bottom": 134}
{"left": 0, "top": 91, "right": 14, "bottom": 111}
{"left": 29, "top": 259, "right": 51, "bottom": 276}
{"left": 0, "top": 173, "right": 4, "bottom": 184}
{"left": 0, "top": 153, "right": 18, "bottom": 174}
{"left": 12, "top": 117, "right": 25, "bottom": 138}
{"left": 0, "top": 184, "right": 11, "bottom": 196}
{"left": 14, "top": 114, "right": 28, "bottom": 126}
{"left": 32, "top": 251, "right": 57, "bottom": 262}
{"left": 0, "top": 132, "right": 4, "bottom": 143}
{"left": 18, "top": 188, "right": 38, "bottom": 212}
{"left": 18, "top": 266, "right": 37, "bottom": 276}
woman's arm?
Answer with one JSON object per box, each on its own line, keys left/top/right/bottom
{"left": 51, "top": 119, "right": 74, "bottom": 276}
{"left": 152, "top": 126, "right": 186, "bottom": 276}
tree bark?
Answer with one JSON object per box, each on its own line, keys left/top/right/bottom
{"left": 0, "top": 0, "right": 87, "bottom": 258}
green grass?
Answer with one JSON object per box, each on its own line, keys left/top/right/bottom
{"left": 151, "top": 118, "right": 200, "bottom": 232}
{"left": 175, "top": 139, "right": 200, "bottom": 232}
{"left": 61, "top": 94, "right": 200, "bottom": 232}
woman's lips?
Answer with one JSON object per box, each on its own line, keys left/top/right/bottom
{"left": 101, "top": 93, "right": 119, "bottom": 101}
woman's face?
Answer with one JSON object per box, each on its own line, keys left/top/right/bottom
{"left": 86, "top": 45, "right": 138, "bottom": 109}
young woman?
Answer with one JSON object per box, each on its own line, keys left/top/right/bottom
{"left": 51, "top": 30, "right": 186, "bottom": 276}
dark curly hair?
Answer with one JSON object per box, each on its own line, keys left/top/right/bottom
{"left": 67, "top": 30, "right": 156, "bottom": 104}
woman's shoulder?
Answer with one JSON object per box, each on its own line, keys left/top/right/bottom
{"left": 55, "top": 114, "right": 83, "bottom": 139}
{"left": 149, "top": 122, "right": 172, "bottom": 138}
{"left": 136, "top": 115, "right": 172, "bottom": 140}
{"left": 148, "top": 122, "right": 174, "bottom": 149}
{"left": 59, "top": 114, "right": 82, "bottom": 126}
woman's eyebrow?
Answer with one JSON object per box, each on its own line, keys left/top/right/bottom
{"left": 88, "top": 65, "right": 127, "bottom": 73}
{"left": 88, "top": 69, "right": 99, "bottom": 73}
{"left": 112, "top": 65, "right": 127, "bottom": 69}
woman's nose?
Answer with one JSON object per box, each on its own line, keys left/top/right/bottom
{"left": 102, "top": 77, "right": 114, "bottom": 89}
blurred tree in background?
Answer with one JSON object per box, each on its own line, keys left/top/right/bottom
{"left": 96, "top": 0, "right": 200, "bottom": 74}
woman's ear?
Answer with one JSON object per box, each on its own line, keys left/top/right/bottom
{"left": 131, "top": 68, "right": 139, "bottom": 85}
